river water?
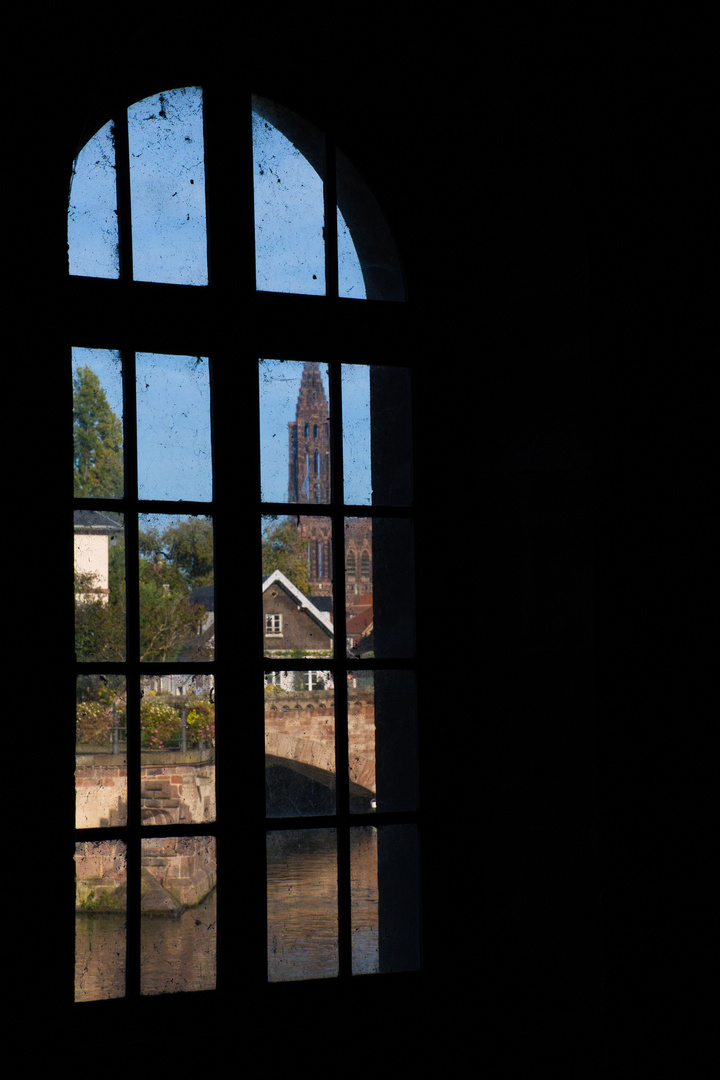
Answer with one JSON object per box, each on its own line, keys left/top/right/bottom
{"left": 75, "top": 827, "right": 378, "bottom": 1001}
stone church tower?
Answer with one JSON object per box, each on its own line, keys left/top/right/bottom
{"left": 289, "top": 362, "right": 372, "bottom": 604}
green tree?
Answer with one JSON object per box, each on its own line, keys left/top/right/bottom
{"left": 73, "top": 366, "right": 124, "bottom": 498}
{"left": 261, "top": 516, "right": 309, "bottom": 594}
{"left": 74, "top": 572, "right": 125, "bottom": 662}
{"left": 138, "top": 562, "right": 202, "bottom": 661}
{"left": 136, "top": 518, "right": 213, "bottom": 660}
{"left": 161, "top": 516, "right": 214, "bottom": 590}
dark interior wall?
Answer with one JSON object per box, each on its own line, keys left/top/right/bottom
{"left": 11, "top": 8, "right": 690, "bottom": 1071}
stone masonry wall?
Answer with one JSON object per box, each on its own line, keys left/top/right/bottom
{"left": 75, "top": 835, "right": 217, "bottom": 914}
{"left": 75, "top": 750, "right": 216, "bottom": 829}
{"left": 265, "top": 688, "right": 375, "bottom": 794}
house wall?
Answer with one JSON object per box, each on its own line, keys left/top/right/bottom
{"left": 263, "top": 587, "right": 332, "bottom": 654}
{"left": 74, "top": 533, "right": 110, "bottom": 599}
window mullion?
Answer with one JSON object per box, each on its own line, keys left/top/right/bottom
{"left": 113, "top": 106, "right": 134, "bottom": 283}
{"left": 328, "top": 359, "right": 352, "bottom": 977}
{"left": 120, "top": 345, "right": 142, "bottom": 998}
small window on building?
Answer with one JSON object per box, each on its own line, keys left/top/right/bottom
{"left": 265, "top": 613, "right": 283, "bottom": 636}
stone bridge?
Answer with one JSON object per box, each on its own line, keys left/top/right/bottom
{"left": 264, "top": 687, "right": 375, "bottom": 802}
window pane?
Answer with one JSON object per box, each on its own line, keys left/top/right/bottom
{"left": 376, "top": 825, "right": 421, "bottom": 972}
{"left": 76, "top": 674, "right": 127, "bottom": 828}
{"left": 140, "top": 836, "right": 217, "bottom": 995}
{"left": 136, "top": 352, "right": 212, "bottom": 502}
{"left": 253, "top": 96, "right": 325, "bottom": 296}
{"left": 267, "top": 829, "right": 338, "bottom": 981}
{"left": 138, "top": 513, "right": 214, "bottom": 662}
{"left": 346, "top": 517, "right": 415, "bottom": 658}
{"left": 337, "top": 205, "right": 366, "bottom": 299}
{"left": 68, "top": 120, "right": 119, "bottom": 279}
{"left": 139, "top": 675, "right": 216, "bottom": 824}
{"left": 341, "top": 364, "right": 371, "bottom": 504}
{"left": 347, "top": 670, "right": 376, "bottom": 813}
{"left": 260, "top": 358, "right": 330, "bottom": 504}
{"left": 73, "top": 348, "right": 124, "bottom": 499}
{"left": 265, "top": 672, "right": 335, "bottom": 817}
{"left": 74, "top": 510, "right": 125, "bottom": 662}
{"left": 366, "top": 366, "right": 413, "bottom": 506}
{"left": 262, "top": 517, "right": 334, "bottom": 656}
{"left": 343, "top": 364, "right": 414, "bottom": 506}
{"left": 128, "top": 87, "right": 208, "bottom": 286}
{"left": 75, "top": 840, "right": 127, "bottom": 1002}
{"left": 347, "top": 671, "right": 418, "bottom": 815}
{"left": 336, "top": 147, "right": 406, "bottom": 301}
{"left": 351, "top": 826, "right": 379, "bottom": 974}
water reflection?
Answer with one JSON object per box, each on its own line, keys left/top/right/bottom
{"left": 267, "top": 827, "right": 378, "bottom": 981}
{"left": 74, "top": 890, "right": 217, "bottom": 1002}
{"left": 141, "top": 889, "right": 217, "bottom": 996}
{"left": 75, "top": 912, "right": 126, "bottom": 1002}
{"left": 75, "top": 826, "right": 383, "bottom": 999}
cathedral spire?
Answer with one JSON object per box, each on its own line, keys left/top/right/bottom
{"left": 295, "top": 361, "right": 328, "bottom": 421}
{"left": 287, "top": 361, "right": 372, "bottom": 605}
{"left": 288, "top": 362, "right": 331, "bottom": 505}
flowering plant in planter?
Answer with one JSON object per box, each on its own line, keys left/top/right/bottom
{"left": 76, "top": 701, "right": 116, "bottom": 746}
{"left": 140, "top": 699, "right": 181, "bottom": 750}
{"left": 185, "top": 701, "right": 215, "bottom": 747}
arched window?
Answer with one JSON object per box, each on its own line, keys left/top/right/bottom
{"left": 69, "top": 84, "right": 418, "bottom": 1010}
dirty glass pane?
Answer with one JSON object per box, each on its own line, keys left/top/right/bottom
{"left": 136, "top": 352, "right": 212, "bottom": 502}
{"left": 347, "top": 670, "right": 375, "bottom": 813}
{"left": 74, "top": 510, "right": 125, "bottom": 662}
{"left": 140, "top": 836, "right": 217, "bottom": 995}
{"left": 342, "top": 365, "right": 413, "bottom": 506}
{"left": 337, "top": 204, "right": 366, "bottom": 299}
{"left": 73, "top": 347, "right": 124, "bottom": 499}
{"left": 267, "top": 829, "right": 338, "bottom": 981}
{"left": 253, "top": 96, "right": 325, "bottom": 296}
{"left": 138, "top": 513, "right": 214, "bottom": 663}
{"left": 139, "top": 674, "right": 216, "bottom": 825}
{"left": 341, "top": 364, "right": 371, "bottom": 504}
{"left": 362, "top": 669, "right": 418, "bottom": 812}
{"left": 265, "top": 672, "right": 335, "bottom": 817}
{"left": 68, "top": 119, "right": 119, "bottom": 279}
{"left": 76, "top": 675, "right": 127, "bottom": 829}
{"left": 336, "top": 147, "right": 406, "bottom": 302}
{"left": 344, "top": 517, "right": 372, "bottom": 651}
{"left": 262, "top": 516, "right": 334, "bottom": 656}
{"left": 351, "top": 826, "right": 379, "bottom": 974}
{"left": 259, "top": 358, "right": 330, "bottom": 504}
{"left": 346, "top": 517, "right": 415, "bottom": 658}
{"left": 370, "top": 366, "right": 413, "bottom": 505}
{"left": 128, "top": 86, "right": 208, "bottom": 286}
{"left": 347, "top": 671, "right": 418, "bottom": 813}
{"left": 75, "top": 840, "right": 127, "bottom": 1002}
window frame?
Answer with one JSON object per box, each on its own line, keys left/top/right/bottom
{"left": 66, "top": 74, "right": 423, "bottom": 1029}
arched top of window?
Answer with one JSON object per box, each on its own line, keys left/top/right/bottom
{"left": 68, "top": 86, "right": 405, "bottom": 301}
